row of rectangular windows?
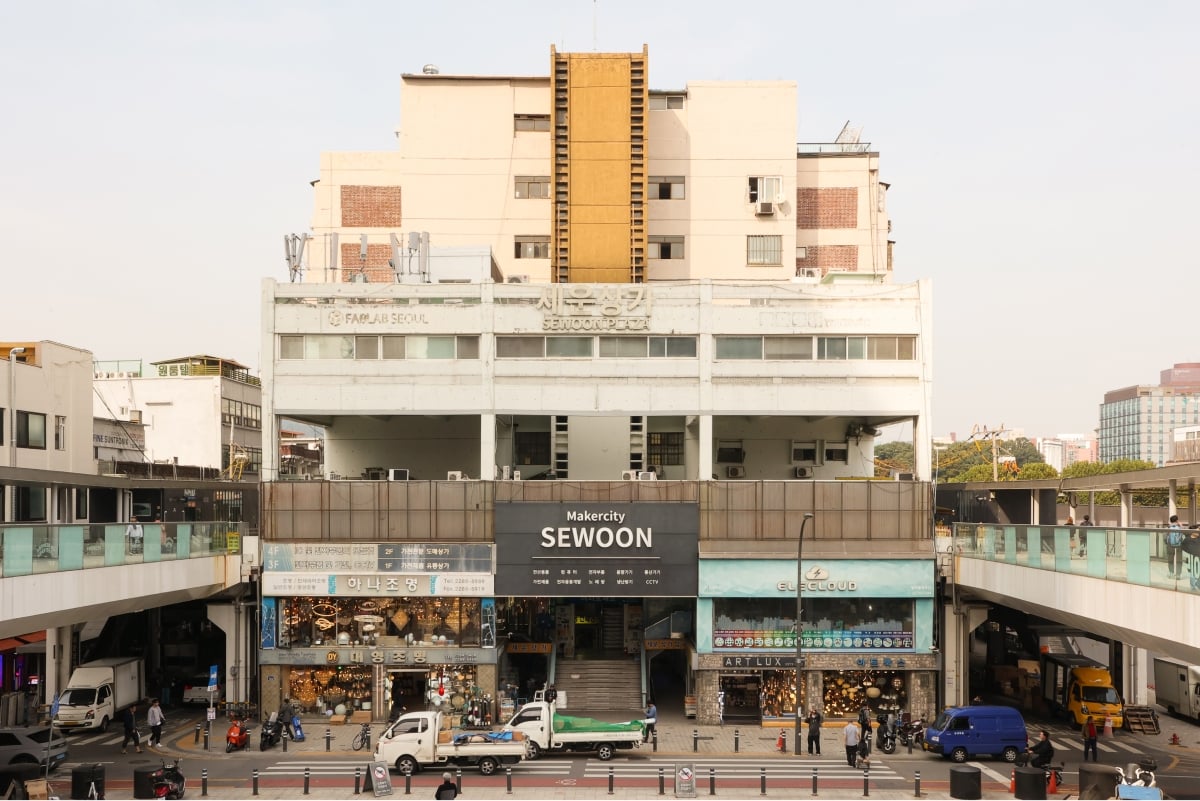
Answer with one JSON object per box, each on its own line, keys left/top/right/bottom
{"left": 221, "top": 398, "right": 262, "bottom": 429}
{"left": 513, "top": 175, "right": 771, "bottom": 203}
{"left": 515, "top": 234, "right": 784, "bottom": 264}
{"left": 279, "top": 335, "right": 916, "bottom": 361}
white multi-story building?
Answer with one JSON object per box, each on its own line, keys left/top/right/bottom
{"left": 1100, "top": 363, "right": 1200, "bottom": 466}
{"left": 259, "top": 47, "right": 937, "bottom": 726}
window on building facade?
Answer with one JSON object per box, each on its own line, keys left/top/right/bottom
{"left": 546, "top": 337, "right": 593, "bottom": 357}
{"left": 650, "top": 337, "right": 697, "bottom": 357}
{"left": 514, "top": 176, "right": 551, "bottom": 198}
{"left": 515, "top": 236, "right": 551, "bottom": 259}
{"left": 648, "top": 235, "right": 685, "bottom": 259}
{"left": 514, "top": 114, "right": 550, "bottom": 132}
{"left": 649, "top": 95, "right": 685, "bottom": 110}
{"left": 748, "top": 176, "right": 782, "bottom": 204}
{"left": 515, "top": 431, "right": 551, "bottom": 466}
{"left": 16, "top": 411, "right": 46, "bottom": 449}
{"left": 280, "top": 336, "right": 304, "bottom": 360}
{"left": 716, "top": 440, "right": 745, "bottom": 463}
{"left": 764, "top": 337, "right": 813, "bottom": 360}
{"left": 14, "top": 485, "right": 45, "bottom": 521}
{"left": 746, "top": 235, "right": 782, "bottom": 266}
{"left": 648, "top": 432, "right": 684, "bottom": 466}
{"left": 0, "top": 409, "right": 5, "bottom": 445}
{"left": 715, "top": 337, "right": 763, "bottom": 359}
{"left": 649, "top": 176, "right": 685, "bottom": 199}
{"left": 791, "top": 441, "right": 819, "bottom": 464}
{"left": 817, "top": 336, "right": 867, "bottom": 360}
{"left": 355, "top": 336, "right": 379, "bottom": 359}
{"left": 496, "top": 337, "right": 545, "bottom": 358}
{"left": 54, "top": 415, "right": 66, "bottom": 450}
{"left": 824, "top": 442, "right": 850, "bottom": 463}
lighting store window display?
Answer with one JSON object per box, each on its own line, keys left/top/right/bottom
{"left": 821, "top": 669, "right": 907, "bottom": 718}
{"left": 276, "top": 597, "right": 482, "bottom": 648}
{"left": 712, "top": 597, "right": 914, "bottom": 650}
{"left": 287, "top": 665, "right": 374, "bottom": 717}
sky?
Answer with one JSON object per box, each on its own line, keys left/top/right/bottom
{"left": 2, "top": 1, "right": 1197, "bottom": 440}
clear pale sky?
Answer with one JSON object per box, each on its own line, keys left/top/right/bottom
{"left": 3, "top": 1, "right": 1196, "bottom": 439}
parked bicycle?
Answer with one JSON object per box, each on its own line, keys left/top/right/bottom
{"left": 351, "top": 722, "right": 372, "bottom": 751}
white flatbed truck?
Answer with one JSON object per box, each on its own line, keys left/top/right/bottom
{"left": 502, "top": 701, "right": 644, "bottom": 760}
{"left": 374, "top": 710, "right": 527, "bottom": 776}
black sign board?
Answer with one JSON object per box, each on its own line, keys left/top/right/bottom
{"left": 721, "top": 655, "right": 802, "bottom": 669}
{"left": 375, "top": 543, "right": 493, "bottom": 572}
{"left": 495, "top": 502, "right": 699, "bottom": 597}
{"left": 370, "top": 761, "right": 393, "bottom": 796}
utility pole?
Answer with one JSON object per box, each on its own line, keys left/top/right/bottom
{"left": 968, "top": 424, "right": 1011, "bottom": 481}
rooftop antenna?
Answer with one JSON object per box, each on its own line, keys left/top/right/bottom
{"left": 834, "top": 120, "right": 862, "bottom": 144}
{"left": 283, "top": 233, "right": 310, "bottom": 283}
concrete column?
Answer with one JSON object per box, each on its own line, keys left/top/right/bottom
{"left": 697, "top": 415, "right": 713, "bottom": 481}
{"left": 207, "top": 603, "right": 243, "bottom": 704}
{"left": 45, "top": 625, "right": 73, "bottom": 703}
{"left": 479, "top": 414, "right": 497, "bottom": 480}
{"left": 1168, "top": 479, "right": 1178, "bottom": 519}
{"left": 1120, "top": 490, "right": 1133, "bottom": 527}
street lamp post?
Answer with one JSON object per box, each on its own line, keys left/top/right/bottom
{"left": 793, "top": 512, "right": 814, "bottom": 752}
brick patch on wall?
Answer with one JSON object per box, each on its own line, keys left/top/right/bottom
{"left": 341, "top": 185, "right": 402, "bottom": 227}
{"left": 796, "top": 245, "right": 858, "bottom": 274}
{"left": 796, "top": 187, "right": 857, "bottom": 229}
{"left": 339, "top": 243, "right": 395, "bottom": 283}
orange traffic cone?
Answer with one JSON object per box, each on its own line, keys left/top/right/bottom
{"left": 1047, "top": 767, "right": 1058, "bottom": 794}
{"left": 1009, "top": 769, "right": 1015, "bottom": 794}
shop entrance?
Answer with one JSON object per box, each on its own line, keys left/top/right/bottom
{"left": 386, "top": 670, "right": 426, "bottom": 719}
{"left": 719, "top": 674, "right": 761, "bottom": 722}
{"left": 571, "top": 601, "right": 627, "bottom": 659}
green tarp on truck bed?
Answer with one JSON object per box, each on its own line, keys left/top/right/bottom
{"left": 551, "top": 714, "right": 644, "bottom": 734}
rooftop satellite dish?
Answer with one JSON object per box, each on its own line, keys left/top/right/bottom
{"left": 422, "top": 64, "right": 440, "bottom": 75}
{"left": 835, "top": 121, "right": 862, "bottom": 144}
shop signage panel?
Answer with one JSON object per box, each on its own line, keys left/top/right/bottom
{"left": 495, "top": 502, "right": 699, "bottom": 597}
{"left": 506, "top": 642, "right": 553, "bottom": 654}
{"left": 258, "top": 646, "right": 499, "bottom": 666}
{"left": 712, "top": 629, "right": 914, "bottom": 651}
{"left": 698, "top": 558, "right": 934, "bottom": 597}
{"left": 262, "top": 542, "right": 494, "bottom": 573}
{"left": 262, "top": 572, "right": 494, "bottom": 597}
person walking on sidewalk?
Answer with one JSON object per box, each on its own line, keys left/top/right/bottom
{"left": 120, "top": 704, "right": 142, "bottom": 754}
{"left": 806, "top": 707, "right": 823, "bottom": 755}
{"left": 843, "top": 719, "right": 860, "bottom": 767}
{"left": 147, "top": 698, "right": 165, "bottom": 748}
{"left": 643, "top": 701, "right": 657, "bottom": 743}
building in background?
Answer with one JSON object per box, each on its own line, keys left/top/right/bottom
{"left": 260, "top": 46, "right": 936, "bottom": 727}
{"left": 93, "top": 355, "right": 263, "bottom": 480}
{"left": 1035, "top": 433, "right": 1097, "bottom": 472}
{"left": 1099, "top": 363, "right": 1200, "bottom": 466}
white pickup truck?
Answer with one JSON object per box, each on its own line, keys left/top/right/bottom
{"left": 502, "top": 701, "right": 644, "bottom": 760}
{"left": 373, "top": 710, "right": 527, "bottom": 776}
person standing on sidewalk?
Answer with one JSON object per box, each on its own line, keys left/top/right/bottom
{"left": 643, "top": 701, "right": 657, "bottom": 743}
{"left": 806, "top": 707, "right": 823, "bottom": 755}
{"left": 1166, "top": 515, "right": 1185, "bottom": 577}
{"left": 147, "top": 698, "right": 165, "bottom": 748}
{"left": 843, "top": 719, "right": 860, "bottom": 767}
{"left": 1081, "top": 715, "right": 1098, "bottom": 761}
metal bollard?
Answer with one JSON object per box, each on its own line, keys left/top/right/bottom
{"left": 608, "top": 765, "right": 615, "bottom": 795}
{"left": 304, "top": 766, "right": 311, "bottom": 795}
{"left": 811, "top": 766, "right": 818, "bottom": 796}
{"left": 252, "top": 768, "right": 259, "bottom": 796}
{"left": 283, "top": 727, "right": 288, "bottom": 752}
{"left": 506, "top": 766, "right": 513, "bottom": 795}
{"left": 779, "top": 730, "right": 788, "bottom": 754}
{"left": 455, "top": 768, "right": 462, "bottom": 795}
{"left": 760, "top": 766, "right": 767, "bottom": 796}
{"left": 325, "top": 727, "right": 332, "bottom": 752}
{"left": 201, "top": 768, "right": 208, "bottom": 797}
{"left": 734, "top": 728, "right": 740, "bottom": 752}
{"left": 652, "top": 729, "right": 658, "bottom": 752}
{"left": 862, "top": 765, "right": 869, "bottom": 797}
{"left": 658, "top": 766, "right": 665, "bottom": 795}
{"left": 354, "top": 766, "right": 361, "bottom": 795}
{"left": 709, "top": 766, "right": 716, "bottom": 795}
{"left": 913, "top": 769, "right": 921, "bottom": 797}
{"left": 404, "top": 767, "right": 412, "bottom": 795}
{"left": 907, "top": 734, "right": 913, "bottom": 755}
{"left": 194, "top": 723, "right": 201, "bottom": 744}
{"left": 693, "top": 728, "right": 699, "bottom": 752}
{"left": 203, "top": 723, "right": 210, "bottom": 751}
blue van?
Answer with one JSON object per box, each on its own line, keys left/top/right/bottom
{"left": 923, "top": 705, "right": 1028, "bottom": 763}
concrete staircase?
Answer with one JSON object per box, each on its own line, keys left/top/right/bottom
{"left": 553, "top": 658, "right": 643, "bottom": 713}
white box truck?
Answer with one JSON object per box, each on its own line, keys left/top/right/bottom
{"left": 54, "top": 657, "right": 146, "bottom": 732}
{"left": 373, "top": 710, "right": 527, "bottom": 776}
{"left": 1154, "top": 656, "right": 1200, "bottom": 720}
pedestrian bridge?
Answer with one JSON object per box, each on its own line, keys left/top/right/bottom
{"left": 0, "top": 522, "right": 247, "bottom": 639}
{"left": 947, "top": 523, "right": 1200, "bottom": 683}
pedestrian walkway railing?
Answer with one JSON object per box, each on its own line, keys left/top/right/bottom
{"left": 0, "top": 521, "right": 243, "bottom": 577}
{"left": 951, "top": 522, "right": 1196, "bottom": 594}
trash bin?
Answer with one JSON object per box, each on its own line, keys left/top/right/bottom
{"left": 71, "top": 763, "right": 105, "bottom": 800}
{"left": 1078, "top": 763, "right": 1118, "bottom": 800}
{"left": 949, "top": 764, "right": 982, "bottom": 800}
{"left": 132, "top": 765, "right": 159, "bottom": 799}
{"left": 1014, "top": 766, "right": 1046, "bottom": 800}
{"left": 0, "top": 764, "right": 41, "bottom": 799}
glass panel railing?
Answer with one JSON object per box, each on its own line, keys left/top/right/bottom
{"left": 0, "top": 521, "right": 242, "bottom": 578}
{"left": 952, "top": 523, "right": 1198, "bottom": 594}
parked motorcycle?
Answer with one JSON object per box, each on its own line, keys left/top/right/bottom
{"left": 225, "top": 717, "right": 251, "bottom": 752}
{"left": 1115, "top": 761, "right": 1158, "bottom": 788}
{"left": 282, "top": 699, "right": 305, "bottom": 742}
{"left": 151, "top": 757, "right": 186, "bottom": 799}
{"left": 259, "top": 712, "right": 282, "bottom": 751}
{"left": 897, "top": 716, "right": 924, "bottom": 748}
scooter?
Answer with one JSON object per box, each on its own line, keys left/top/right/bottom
{"left": 225, "top": 717, "right": 251, "bottom": 752}
{"left": 1115, "top": 762, "right": 1158, "bottom": 788}
{"left": 875, "top": 714, "right": 897, "bottom": 755}
{"left": 259, "top": 712, "right": 282, "bottom": 751}
{"left": 151, "top": 757, "right": 186, "bottom": 799}
{"left": 897, "top": 716, "right": 924, "bottom": 748}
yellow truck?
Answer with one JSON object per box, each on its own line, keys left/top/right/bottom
{"left": 1040, "top": 653, "right": 1124, "bottom": 728}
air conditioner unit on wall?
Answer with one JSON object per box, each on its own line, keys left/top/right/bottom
{"left": 794, "top": 466, "right": 814, "bottom": 479}
{"left": 506, "top": 275, "right": 529, "bottom": 283}
{"left": 387, "top": 468, "right": 410, "bottom": 481}
{"left": 726, "top": 466, "right": 746, "bottom": 479}
{"left": 621, "top": 470, "right": 638, "bottom": 481}
{"left": 512, "top": 470, "right": 521, "bottom": 480}
{"left": 895, "top": 472, "right": 915, "bottom": 481}
{"left": 755, "top": 200, "right": 775, "bottom": 215}
{"left": 637, "top": 471, "right": 658, "bottom": 481}
{"left": 447, "top": 471, "right": 465, "bottom": 481}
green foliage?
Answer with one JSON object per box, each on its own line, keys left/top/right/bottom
{"left": 1019, "top": 462, "right": 1058, "bottom": 479}
{"left": 958, "top": 464, "right": 998, "bottom": 483}
{"left": 874, "top": 442, "right": 915, "bottom": 477}
{"left": 936, "top": 437, "right": 1047, "bottom": 483}
{"left": 1061, "top": 459, "right": 1168, "bottom": 506}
